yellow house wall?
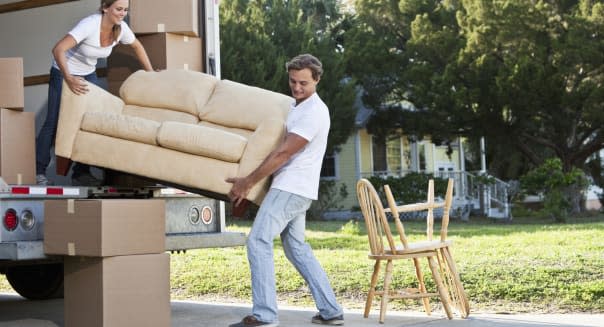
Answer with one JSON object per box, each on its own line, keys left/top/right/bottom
{"left": 333, "top": 133, "right": 359, "bottom": 210}
{"left": 359, "top": 129, "right": 372, "bottom": 174}
{"left": 433, "top": 145, "right": 461, "bottom": 170}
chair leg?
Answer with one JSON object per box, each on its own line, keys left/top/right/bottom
{"left": 379, "top": 260, "right": 394, "bottom": 324}
{"left": 427, "top": 256, "right": 453, "bottom": 319}
{"left": 412, "top": 257, "right": 432, "bottom": 316}
{"left": 365, "top": 260, "right": 381, "bottom": 318}
{"left": 441, "top": 247, "right": 470, "bottom": 318}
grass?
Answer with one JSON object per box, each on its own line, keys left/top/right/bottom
{"left": 1, "top": 214, "right": 603, "bottom": 314}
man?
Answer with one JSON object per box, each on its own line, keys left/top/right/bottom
{"left": 226, "top": 54, "right": 344, "bottom": 327}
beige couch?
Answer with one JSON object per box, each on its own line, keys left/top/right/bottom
{"left": 55, "top": 69, "right": 291, "bottom": 205}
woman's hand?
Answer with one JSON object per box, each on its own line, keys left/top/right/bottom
{"left": 65, "top": 75, "right": 89, "bottom": 95}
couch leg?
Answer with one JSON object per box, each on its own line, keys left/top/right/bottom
{"left": 232, "top": 199, "right": 250, "bottom": 218}
{"left": 55, "top": 156, "right": 72, "bottom": 176}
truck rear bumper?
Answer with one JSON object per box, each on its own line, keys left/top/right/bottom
{"left": 166, "top": 232, "right": 246, "bottom": 251}
{"left": 0, "top": 241, "right": 47, "bottom": 261}
{"left": 1, "top": 232, "right": 247, "bottom": 261}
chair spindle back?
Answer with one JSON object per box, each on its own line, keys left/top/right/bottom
{"left": 356, "top": 178, "right": 396, "bottom": 256}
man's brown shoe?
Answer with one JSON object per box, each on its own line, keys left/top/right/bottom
{"left": 228, "top": 315, "right": 278, "bottom": 327}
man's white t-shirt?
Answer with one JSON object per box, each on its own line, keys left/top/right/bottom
{"left": 271, "top": 92, "right": 330, "bottom": 200}
{"left": 52, "top": 13, "right": 135, "bottom": 75}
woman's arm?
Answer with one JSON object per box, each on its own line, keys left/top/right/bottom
{"left": 129, "top": 39, "right": 154, "bottom": 71}
{"left": 52, "top": 34, "right": 89, "bottom": 95}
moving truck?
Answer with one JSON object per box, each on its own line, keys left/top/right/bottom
{"left": 0, "top": 0, "right": 245, "bottom": 299}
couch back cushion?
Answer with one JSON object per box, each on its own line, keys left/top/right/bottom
{"left": 123, "top": 105, "right": 199, "bottom": 124}
{"left": 120, "top": 69, "right": 218, "bottom": 117}
{"left": 199, "top": 79, "right": 291, "bottom": 130}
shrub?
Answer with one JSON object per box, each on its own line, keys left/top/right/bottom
{"left": 520, "top": 158, "right": 588, "bottom": 223}
{"left": 367, "top": 173, "right": 449, "bottom": 220}
{"left": 368, "top": 172, "right": 449, "bottom": 204}
{"left": 308, "top": 180, "right": 349, "bottom": 220}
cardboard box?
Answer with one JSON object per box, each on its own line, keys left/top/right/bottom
{"left": 64, "top": 253, "right": 171, "bottom": 327}
{"left": 130, "top": 0, "right": 199, "bottom": 36}
{"left": 0, "top": 57, "right": 24, "bottom": 110}
{"left": 44, "top": 199, "right": 165, "bottom": 256}
{"left": 107, "top": 33, "right": 203, "bottom": 95}
{"left": 0, "top": 109, "right": 35, "bottom": 184}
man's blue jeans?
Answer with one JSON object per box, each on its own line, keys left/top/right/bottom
{"left": 247, "top": 188, "right": 343, "bottom": 323}
{"left": 36, "top": 67, "right": 98, "bottom": 176}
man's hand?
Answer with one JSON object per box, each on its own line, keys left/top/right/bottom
{"left": 225, "top": 132, "right": 308, "bottom": 207}
{"left": 226, "top": 176, "right": 252, "bottom": 207}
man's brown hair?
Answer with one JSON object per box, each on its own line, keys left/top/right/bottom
{"left": 285, "top": 54, "right": 323, "bottom": 81}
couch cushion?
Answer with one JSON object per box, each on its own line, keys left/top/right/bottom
{"left": 120, "top": 70, "right": 218, "bottom": 116}
{"left": 157, "top": 122, "right": 247, "bottom": 163}
{"left": 198, "top": 121, "right": 253, "bottom": 139}
{"left": 199, "top": 79, "right": 291, "bottom": 130}
{"left": 124, "top": 105, "right": 199, "bottom": 124}
{"left": 80, "top": 112, "right": 160, "bottom": 145}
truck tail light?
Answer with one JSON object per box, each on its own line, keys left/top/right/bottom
{"left": 3, "top": 209, "right": 18, "bottom": 231}
{"left": 20, "top": 209, "right": 36, "bottom": 230}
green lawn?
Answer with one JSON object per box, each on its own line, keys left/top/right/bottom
{"left": 2, "top": 215, "right": 603, "bottom": 314}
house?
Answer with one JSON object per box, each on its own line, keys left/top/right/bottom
{"left": 320, "top": 97, "right": 511, "bottom": 220}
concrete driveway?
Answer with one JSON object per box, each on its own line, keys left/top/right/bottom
{"left": 1, "top": 293, "right": 602, "bottom": 327}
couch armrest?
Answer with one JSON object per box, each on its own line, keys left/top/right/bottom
{"left": 238, "top": 117, "right": 286, "bottom": 204}
{"left": 55, "top": 81, "right": 125, "bottom": 159}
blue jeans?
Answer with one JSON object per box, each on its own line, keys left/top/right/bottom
{"left": 36, "top": 67, "right": 98, "bottom": 176}
{"left": 247, "top": 188, "right": 343, "bottom": 323}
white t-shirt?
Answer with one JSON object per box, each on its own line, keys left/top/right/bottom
{"left": 52, "top": 13, "right": 135, "bottom": 75}
{"left": 271, "top": 92, "right": 330, "bottom": 200}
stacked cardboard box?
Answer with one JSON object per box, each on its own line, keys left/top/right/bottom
{"left": 107, "top": 0, "right": 204, "bottom": 95}
{"left": 44, "top": 199, "right": 170, "bottom": 327}
{"left": 0, "top": 57, "right": 35, "bottom": 185}
{"left": 0, "top": 57, "right": 24, "bottom": 110}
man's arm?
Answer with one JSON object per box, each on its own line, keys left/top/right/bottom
{"left": 226, "top": 132, "right": 308, "bottom": 206}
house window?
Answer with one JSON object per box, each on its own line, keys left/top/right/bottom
{"left": 372, "top": 138, "right": 387, "bottom": 172}
{"left": 418, "top": 142, "right": 427, "bottom": 171}
{"left": 372, "top": 135, "right": 402, "bottom": 174}
{"left": 320, "top": 152, "right": 338, "bottom": 179}
{"left": 386, "top": 137, "right": 402, "bottom": 173}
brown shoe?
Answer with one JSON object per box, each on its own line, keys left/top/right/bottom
{"left": 228, "top": 315, "right": 278, "bottom": 327}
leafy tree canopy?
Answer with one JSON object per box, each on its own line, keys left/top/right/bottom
{"left": 220, "top": 0, "right": 358, "bottom": 153}
{"left": 347, "top": 0, "right": 604, "bottom": 178}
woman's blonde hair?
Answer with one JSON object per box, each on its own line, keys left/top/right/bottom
{"left": 99, "top": 0, "right": 123, "bottom": 42}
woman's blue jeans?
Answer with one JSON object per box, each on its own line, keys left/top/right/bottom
{"left": 246, "top": 188, "right": 343, "bottom": 323}
{"left": 35, "top": 67, "right": 98, "bottom": 176}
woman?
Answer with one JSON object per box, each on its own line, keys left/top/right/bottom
{"left": 36, "top": 0, "right": 153, "bottom": 186}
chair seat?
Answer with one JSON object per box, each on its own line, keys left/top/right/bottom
{"left": 393, "top": 239, "right": 452, "bottom": 254}
{"left": 368, "top": 240, "right": 453, "bottom": 259}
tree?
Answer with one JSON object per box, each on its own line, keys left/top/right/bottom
{"left": 346, "top": 0, "right": 604, "bottom": 179}
{"left": 219, "top": 0, "right": 357, "bottom": 153}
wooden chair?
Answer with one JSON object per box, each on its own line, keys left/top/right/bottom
{"left": 356, "top": 178, "right": 453, "bottom": 323}
{"left": 383, "top": 178, "right": 470, "bottom": 319}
